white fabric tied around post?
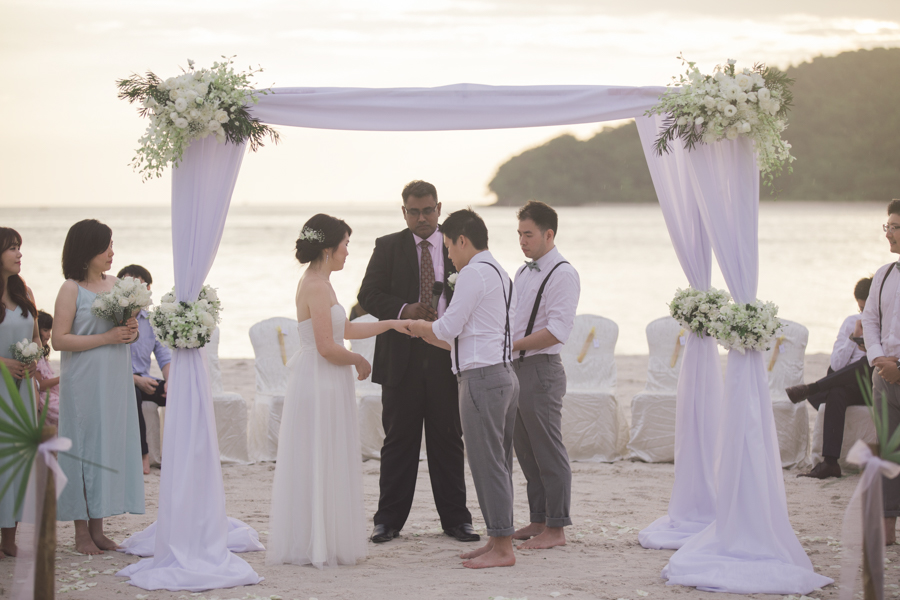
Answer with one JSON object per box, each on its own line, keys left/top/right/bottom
{"left": 37, "top": 436, "right": 71, "bottom": 497}
{"left": 635, "top": 115, "right": 723, "bottom": 550}
{"left": 840, "top": 440, "right": 900, "bottom": 600}
{"left": 117, "top": 136, "right": 264, "bottom": 591}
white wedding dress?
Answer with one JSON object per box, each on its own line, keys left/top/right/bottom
{"left": 266, "top": 304, "right": 367, "bottom": 568}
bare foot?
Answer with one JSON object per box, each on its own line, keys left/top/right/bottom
{"left": 512, "top": 522, "right": 545, "bottom": 540}
{"left": 142, "top": 454, "right": 151, "bottom": 475}
{"left": 460, "top": 539, "right": 494, "bottom": 560}
{"left": 518, "top": 526, "right": 566, "bottom": 549}
{"left": 87, "top": 518, "right": 120, "bottom": 551}
{"left": 462, "top": 539, "right": 516, "bottom": 569}
{"left": 75, "top": 530, "right": 104, "bottom": 555}
{"left": 0, "top": 527, "right": 17, "bottom": 557}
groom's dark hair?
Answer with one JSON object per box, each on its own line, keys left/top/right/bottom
{"left": 441, "top": 209, "right": 488, "bottom": 250}
{"left": 117, "top": 264, "right": 152, "bottom": 284}
{"left": 889, "top": 199, "right": 900, "bottom": 217}
{"left": 517, "top": 201, "right": 558, "bottom": 237}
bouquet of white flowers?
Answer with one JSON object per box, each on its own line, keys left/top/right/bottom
{"left": 708, "top": 299, "right": 783, "bottom": 354}
{"left": 9, "top": 338, "right": 42, "bottom": 366}
{"left": 669, "top": 287, "right": 731, "bottom": 337}
{"left": 648, "top": 55, "right": 795, "bottom": 185}
{"left": 150, "top": 285, "right": 222, "bottom": 349}
{"left": 117, "top": 57, "right": 280, "bottom": 181}
{"left": 91, "top": 277, "right": 153, "bottom": 326}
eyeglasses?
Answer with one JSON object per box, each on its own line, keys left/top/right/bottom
{"left": 884, "top": 224, "right": 900, "bottom": 233}
{"left": 404, "top": 207, "right": 437, "bottom": 218}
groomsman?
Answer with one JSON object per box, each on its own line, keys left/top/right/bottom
{"left": 410, "top": 208, "right": 519, "bottom": 569}
{"left": 510, "top": 201, "right": 580, "bottom": 549}
{"left": 860, "top": 198, "right": 900, "bottom": 546}
{"left": 358, "top": 181, "right": 477, "bottom": 544}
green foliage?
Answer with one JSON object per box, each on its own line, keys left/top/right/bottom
{"left": 0, "top": 363, "right": 47, "bottom": 516}
{"left": 489, "top": 48, "right": 900, "bottom": 205}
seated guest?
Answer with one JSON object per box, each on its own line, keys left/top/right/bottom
{"left": 787, "top": 277, "right": 872, "bottom": 479}
{"left": 117, "top": 264, "right": 170, "bottom": 475}
{"left": 33, "top": 310, "right": 60, "bottom": 427}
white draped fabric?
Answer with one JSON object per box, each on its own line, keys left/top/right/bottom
{"left": 634, "top": 115, "right": 723, "bottom": 550}
{"left": 121, "top": 83, "right": 824, "bottom": 593}
{"left": 661, "top": 137, "right": 833, "bottom": 594}
{"left": 118, "top": 136, "right": 264, "bottom": 591}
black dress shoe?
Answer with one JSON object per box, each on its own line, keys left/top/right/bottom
{"left": 785, "top": 384, "right": 811, "bottom": 404}
{"left": 798, "top": 461, "right": 841, "bottom": 479}
{"left": 370, "top": 524, "right": 400, "bottom": 543}
{"left": 444, "top": 523, "right": 480, "bottom": 542}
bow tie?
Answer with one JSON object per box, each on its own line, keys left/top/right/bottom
{"left": 525, "top": 260, "right": 541, "bottom": 272}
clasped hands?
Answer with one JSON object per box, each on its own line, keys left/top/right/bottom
{"left": 108, "top": 316, "right": 139, "bottom": 345}
{"left": 873, "top": 356, "right": 900, "bottom": 385}
{"left": 390, "top": 319, "right": 436, "bottom": 342}
{"left": 1, "top": 356, "right": 36, "bottom": 379}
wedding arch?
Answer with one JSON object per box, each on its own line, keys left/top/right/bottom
{"left": 115, "top": 82, "right": 828, "bottom": 595}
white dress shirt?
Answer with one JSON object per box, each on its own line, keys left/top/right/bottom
{"left": 398, "top": 227, "right": 448, "bottom": 318}
{"left": 432, "top": 250, "right": 517, "bottom": 374}
{"left": 830, "top": 313, "right": 866, "bottom": 372}
{"left": 513, "top": 247, "right": 580, "bottom": 358}
{"left": 861, "top": 261, "right": 900, "bottom": 365}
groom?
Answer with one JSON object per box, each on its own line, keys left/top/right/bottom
{"left": 358, "top": 180, "right": 477, "bottom": 544}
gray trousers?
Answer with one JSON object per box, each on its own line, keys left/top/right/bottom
{"left": 513, "top": 354, "right": 572, "bottom": 527}
{"left": 872, "top": 370, "right": 900, "bottom": 518}
{"left": 458, "top": 363, "right": 520, "bottom": 537}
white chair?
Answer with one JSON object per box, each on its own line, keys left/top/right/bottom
{"left": 762, "top": 319, "right": 811, "bottom": 468}
{"left": 809, "top": 405, "right": 877, "bottom": 471}
{"left": 248, "top": 317, "right": 301, "bottom": 462}
{"left": 205, "top": 328, "right": 251, "bottom": 464}
{"left": 625, "top": 317, "right": 684, "bottom": 462}
{"left": 350, "top": 315, "right": 426, "bottom": 460}
{"left": 559, "top": 315, "right": 626, "bottom": 462}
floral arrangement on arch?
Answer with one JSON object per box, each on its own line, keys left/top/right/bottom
{"left": 117, "top": 57, "right": 280, "bottom": 181}
{"left": 668, "top": 287, "right": 731, "bottom": 337}
{"left": 150, "top": 285, "right": 222, "bottom": 349}
{"left": 648, "top": 55, "right": 795, "bottom": 185}
{"left": 708, "top": 299, "right": 783, "bottom": 354}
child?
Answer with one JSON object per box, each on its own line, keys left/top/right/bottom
{"left": 33, "top": 310, "right": 59, "bottom": 427}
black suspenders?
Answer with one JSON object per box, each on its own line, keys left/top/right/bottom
{"left": 879, "top": 262, "right": 898, "bottom": 328}
{"left": 454, "top": 262, "right": 513, "bottom": 374}
{"left": 519, "top": 261, "right": 570, "bottom": 363}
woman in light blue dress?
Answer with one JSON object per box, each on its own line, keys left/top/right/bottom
{"left": 0, "top": 227, "right": 41, "bottom": 559}
{"left": 52, "top": 219, "right": 144, "bottom": 555}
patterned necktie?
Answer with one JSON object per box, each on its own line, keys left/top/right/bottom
{"left": 525, "top": 260, "right": 541, "bottom": 272}
{"left": 420, "top": 240, "right": 434, "bottom": 307}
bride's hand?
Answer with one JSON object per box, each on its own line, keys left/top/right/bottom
{"left": 392, "top": 320, "right": 413, "bottom": 336}
{"left": 354, "top": 355, "right": 372, "bottom": 381}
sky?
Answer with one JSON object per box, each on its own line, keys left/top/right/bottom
{"left": 0, "top": 0, "right": 898, "bottom": 207}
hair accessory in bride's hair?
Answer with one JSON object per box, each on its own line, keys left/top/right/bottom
{"left": 297, "top": 227, "right": 325, "bottom": 243}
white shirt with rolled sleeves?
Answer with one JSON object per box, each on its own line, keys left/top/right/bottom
{"left": 830, "top": 313, "right": 867, "bottom": 372}
{"left": 432, "top": 250, "right": 517, "bottom": 374}
{"left": 861, "top": 262, "right": 900, "bottom": 366}
{"left": 513, "top": 247, "right": 580, "bottom": 358}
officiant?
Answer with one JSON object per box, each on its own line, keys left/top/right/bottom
{"left": 358, "top": 180, "right": 477, "bottom": 544}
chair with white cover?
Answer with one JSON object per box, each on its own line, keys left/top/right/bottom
{"left": 350, "top": 314, "right": 426, "bottom": 461}
{"left": 559, "top": 314, "right": 625, "bottom": 462}
{"left": 205, "top": 327, "right": 251, "bottom": 464}
{"left": 625, "top": 317, "right": 684, "bottom": 462}
{"left": 809, "top": 405, "right": 876, "bottom": 471}
{"left": 248, "top": 317, "right": 301, "bottom": 462}
{"left": 762, "top": 319, "right": 811, "bottom": 468}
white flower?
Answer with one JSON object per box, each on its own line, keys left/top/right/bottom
{"left": 723, "top": 104, "right": 737, "bottom": 118}
{"left": 676, "top": 116, "right": 688, "bottom": 126}
{"left": 447, "top": 272, "right": 459, "bottom": 290}
{"left": 694, "top": 116, "right": 704, "bottom": 125}
{"left": 208, "top": 120, "right": 222, "bottom": 131}
{"left": 198, "top": 311, "right": 216, "bottom": 328}
{"left": 174, "top": 118, "right": 189, "bottom": 129}
{"left": 174, "top": 97, "right": 188, "bottom": 112}
{"left": 202, "top": 286, "right": 218, "bottom": 302}
{"left": 735, "top": 73, "right": 752, "bottom": 91}
{"left": 214, "top": 109, "right": 229, "bottom": 124}
{"left": 757, "top": 87, "right": 771, "bottom": 101}
{"left": 725, "top": 126, "right": 739, "bottom": 140}
{"left": 160, "top": 302, "right": 179, "bottom": 314}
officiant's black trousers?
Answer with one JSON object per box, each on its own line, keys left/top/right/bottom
{"left": 375, "top": 340, "right": 471, "bottom": 531}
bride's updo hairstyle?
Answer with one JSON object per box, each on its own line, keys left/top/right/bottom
{"left": 295, "top": 214, "right": 352, "bottom": 264}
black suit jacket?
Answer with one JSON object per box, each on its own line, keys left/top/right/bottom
{"left": 358, "top": 228, "right": 455, "bottom": 387}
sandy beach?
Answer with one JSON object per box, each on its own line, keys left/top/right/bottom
{"left": 3, "top": 353, "right": 897, "bottom": 600}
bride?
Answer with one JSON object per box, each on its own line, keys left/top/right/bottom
{"left": 267, "top": 213, "right": 410, "bottom": 569}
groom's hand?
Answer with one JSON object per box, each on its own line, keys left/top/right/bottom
{"left": 400, "top": 302, "right": 438, "bottom": 322}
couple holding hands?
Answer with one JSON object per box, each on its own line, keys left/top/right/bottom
{"left": 266, "top": 180, "right": 580, "bottom": 570}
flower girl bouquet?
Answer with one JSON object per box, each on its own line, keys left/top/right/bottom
{"left": 90, "top": 276, "right": 153, "bottom": 326}
{"left": 9, "top": 338, "right": 43, "bottom": 366}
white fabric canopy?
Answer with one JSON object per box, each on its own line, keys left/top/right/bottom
{"left": 635, "top": 114, "right": 723, "bottom": 550}
{"left": 660, "top": 137, "right": 832, "bottom": 594}
{"left": 120, "top": 82, "right": 823, "bottom": 594}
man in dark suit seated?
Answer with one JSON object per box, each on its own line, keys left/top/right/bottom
{"left": 358, "top": 180, "right": 477, "bottom": 544}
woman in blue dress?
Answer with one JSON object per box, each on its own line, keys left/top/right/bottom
{"left": 52, "top": 219, "right": 144, "bottom": 555}
{"left": 0, "top": 227, "right": 40, "bottom": 558}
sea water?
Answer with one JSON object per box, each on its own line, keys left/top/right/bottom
{"left": 4, "top": 201, "right": 892, "bottom": 358}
